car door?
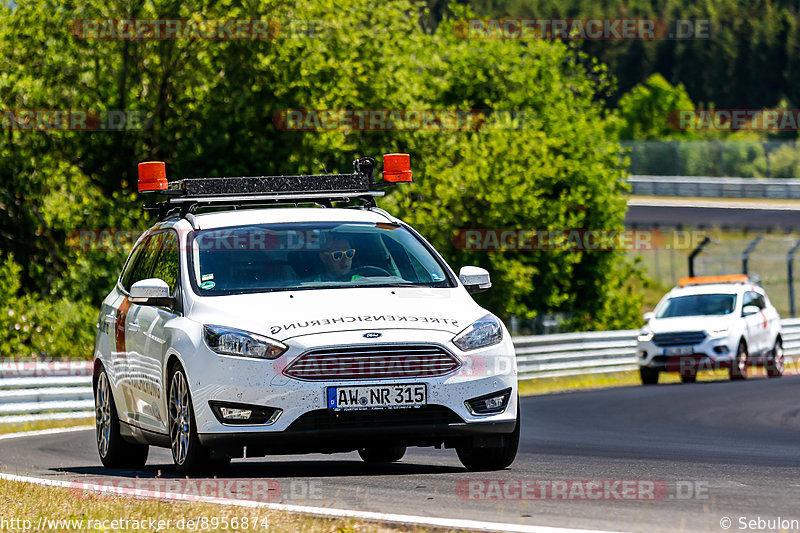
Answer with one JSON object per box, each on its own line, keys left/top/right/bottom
{"left": 742, "top": 290, "right": 767, "bottom": 356}
{"left": 117, "top": 233, "right": 163, "bottom": 424}
{"left": 752, "top": 290, "right": 776, "bottom": 356}
{"left": 761, "top": 291, "right": 781, "bottom": 352}
{"left": 125, "top": 231, "right": 182, "bottom": 434}
{"left": 99, "top": 238, "right": 147, "bottom": 423}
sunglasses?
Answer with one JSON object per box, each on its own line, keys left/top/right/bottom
{"left": 327, "top": 249, "right": 355, "bottom": 261}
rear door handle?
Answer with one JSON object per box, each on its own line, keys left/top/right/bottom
{"left": 127, "top": 321, "right": 141, "bottom": 333}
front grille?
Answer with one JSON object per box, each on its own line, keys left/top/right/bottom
{"left": 652, "top": 331, "right": 707, "bottom": 347}
{"left": 288, "top": 405, "right": 462, "bottom": 431}
{"left": 283, "top": 344, "right": 461, "bottom": 380}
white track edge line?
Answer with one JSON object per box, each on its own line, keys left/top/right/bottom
{"left": 0, "top": 472, "right": 619, "bottom": 533}
{"left": 0, "top": 426, "right": 620, "bottom": 533}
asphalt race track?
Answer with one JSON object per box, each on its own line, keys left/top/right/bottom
{"left": 626, "top": 199, "right": 800, "bottom": 230}
{"left": 2, "top": 376, "right": 799, "bottom": 533}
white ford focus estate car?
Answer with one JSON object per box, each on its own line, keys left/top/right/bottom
{"left": 93, "top": 155, "right": 519, "bottom": 473}
{"left": 637, "top": 274, "right": 783, "bottom": 384}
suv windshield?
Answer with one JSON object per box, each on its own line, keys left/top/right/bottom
{"left": 656, "top": 293, "right": 737, "bottom": 318}
{"left": 188, "top": 222, "right": 453, "bottom": 294}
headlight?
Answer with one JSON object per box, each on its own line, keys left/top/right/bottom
{"left": 452, "top": 314, "right": 503, "bottom": 351}
{"left": 707, "top": 328, "right": 729, "bottom": 338}
{"left": 203, "top": 325, "right": 287, "bottom": 359}
{"left": 637, "top": 328, "right": 653, "bottom": 342}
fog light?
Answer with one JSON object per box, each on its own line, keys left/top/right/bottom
{"left": 220, "top": 407, "right": 252, "bottom": 420}
{"left": 466, "top": 388, "right": 512, "bottom": 415}
{"left": 209, "top": 401, "right": 282, "bottom": 425}
{"left": 713, "top": 345, "right": 730, "bottom": 354}
{"left": 639, "top": 350, "right": 647, "bottom": 358}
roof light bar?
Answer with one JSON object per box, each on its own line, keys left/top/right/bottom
{"left": 169, "top": 173, "right": 371, "bottom": 197}
{"left": 677, "top": 274, "right": 749, "bottom": 287}
{"left": 138, "top": 161, "right": 168, "bottom": 192}
{"left": 139, "top": 153, "right": 412, "bottom": 220}
{"left": 382, "top": 153, "right": 412, "bottom": 182}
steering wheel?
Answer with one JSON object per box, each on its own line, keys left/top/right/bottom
{"left": 350, "top": 266, "right": 393, "bottom": 277}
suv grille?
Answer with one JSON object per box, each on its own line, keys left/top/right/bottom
{"left": 283, "top": 344, "right": 461, "bottom": 380}
{"left": 652, "top": 331, "right": 707, "bottom": 346}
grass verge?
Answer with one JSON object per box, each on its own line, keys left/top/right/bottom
{"left": 0, "top": 479, "right": 451, "bottom": 533}
{"left": 0, "top": 417, "right": 94, "bottom": 435}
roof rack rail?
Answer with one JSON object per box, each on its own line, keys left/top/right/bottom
{"left": 138, "top": 154, "right": 412, "bottom": 220}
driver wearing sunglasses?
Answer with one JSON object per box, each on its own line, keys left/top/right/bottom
{"left": 316, "top": 237, "right": 363, "bottom": 282}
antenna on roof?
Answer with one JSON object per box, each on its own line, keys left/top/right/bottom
{"left": 314, "top": 158, "right": 329, "bottom": 175}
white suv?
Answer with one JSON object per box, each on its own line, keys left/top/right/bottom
{"left": 92, "top": 155, "right": 519, "bottom": 473}
{"left": 637, "top": 275, "right": 783, "bottom": 384}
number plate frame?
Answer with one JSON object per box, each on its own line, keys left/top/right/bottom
{"left": 326, "top": 384, "right": 427, "bottom": 411}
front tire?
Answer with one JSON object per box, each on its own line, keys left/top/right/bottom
{"left": 168, "top": 365, "right": 230, "bottom": 473}
{"left": 456, "top": 406, "right": 519, "bottom": 471}
{"left": 358, "top": 445, "right": 406, "bottom": 463}
{"left": 639, "top": 367, "right": 659, "bottom": 385}
{"left": 730, "top": 341, "right": 748, "bottom": 380}
{"left": 95, "top": 369, "right": 148, "bottom": 469}
{"left": 766, "top": 338, "right": 784, "bottom": 378}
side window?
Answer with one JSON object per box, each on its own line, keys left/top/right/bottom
{"left": 119, "top": 240, "right": 145, "bottom": 290}
{"left": 126, "top": 233, "right": 164, "bottom": 291}
{"left": 743, "top": 291, "right": 764, "bottom": 309}
{"left": 152, "top": 231, "right": 180, "bottom": 295}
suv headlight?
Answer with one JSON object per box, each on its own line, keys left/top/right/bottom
{"left": 707, "top": 328, "right": 729, "bottom": 338}
{"left": 203, "top": 325, "right": 287, "bottom": 359}
{"left": 452, "top": 314, "right": 503, "bottom": 351}
{"left": 637, "top": 328, "right": 653, "bottom": 342}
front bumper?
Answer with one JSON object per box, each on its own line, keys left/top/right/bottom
{"left": 637, "top": 335, "right": 737, "bottom": 372}
{"left": 181, "top": 328, "right": 518, "bottom": 449}
{"left": 198, "top": 407, "right": 516, "bottom": 456}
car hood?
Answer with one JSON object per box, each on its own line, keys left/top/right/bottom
{"left": 186, "top": 287, "right": 485, "bottom": 341}
{"left": 646, "top": 315, "right": 733, "bottom": 334}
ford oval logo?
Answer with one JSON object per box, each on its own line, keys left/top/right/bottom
{"left": 363, "top": 332, "right": 382, "bottom": 339}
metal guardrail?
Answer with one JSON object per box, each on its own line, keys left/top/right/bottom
{"left": 0, "top": 362, "right": 93, "bottom": 424}
{"left": 629, "top": 175, "right": 800, "bottom": 200}
{"left": 4, "top": 320, "right": 800, "bottom": 423}
{"left": 516, "top": 317, "right": 800, "bottom": 379}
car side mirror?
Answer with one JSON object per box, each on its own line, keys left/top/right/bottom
{"left": 459, "top": 266, "right": 491, "bottom": 294}
{"left": 742, "top": 305, "right": 760, "bottom": 317}
{"left": 643, "top": 311, "right": 654, "bottom": 321}
{"left": 130, "top": 278, "right": 174, "bottom": 307}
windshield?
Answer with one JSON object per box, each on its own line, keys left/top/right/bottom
{"left": 656, "top": 293, "right": 737, "bottom": 318}
{"left": 188, "top": 222, "right": 453, "bottom": 294}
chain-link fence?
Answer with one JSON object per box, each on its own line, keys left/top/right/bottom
{"left": 623, "top": 140, "right": 800, "bottom": 178}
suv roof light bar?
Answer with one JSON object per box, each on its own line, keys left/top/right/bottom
{"left": 677, "top": 274, "right": 750, "bottom": 287}
{"left": 139, "top": 155, "right": 408, "bottom": 220}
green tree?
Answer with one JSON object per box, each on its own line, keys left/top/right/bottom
{"left": 0, "top": 0, "right": 643, "bottom": 358}
{"left": 615, "top": 74, "right": 695, "bottom": 140}
{"left": 386, "top": 13, "right": 641, "bottom": 328}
